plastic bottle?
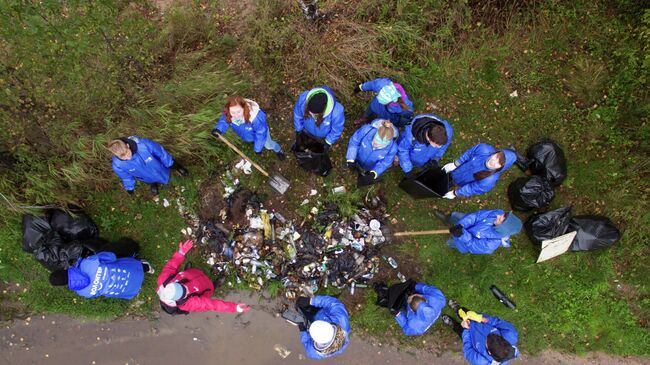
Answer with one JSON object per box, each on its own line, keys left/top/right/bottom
{"left": 490, "top": 285, "right": 516, "bottom": 309}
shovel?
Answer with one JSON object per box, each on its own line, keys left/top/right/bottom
{"left": 213, "top": 133, "right": 290, "bottom": 194}
{"left": 380, "top": 225, "right": 450, "bottom": 239}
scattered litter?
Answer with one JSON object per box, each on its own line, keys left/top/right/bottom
{"left": 509, "top": 90, "right": 518, "bottom": 98}
{"left": 196, "top": 189, "right": 393, "bottom": 298}
{"left": 274, "top": 344, "right": 291, "bottom": 359}
{"left": 300, "top": 199, "right": 310, "bottom": 206}
{"left": 332, "top": 186, "right": 347, "bottom": 194}
{"left": 162, "top": 198, "right": 170, "bottom": 208}
{"left": 310, "top": 189, "right": 318, "bottom": 196}
{"left": 235, "top": 159, "right": 252, "bottom": 175}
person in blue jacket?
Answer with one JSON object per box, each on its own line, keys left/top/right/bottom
{"left": 295, "top": 295, "right": 350, "bottom": 360}
{"left": 441, "top": 143, "right": 517, "bottom": 199}
{"left": 353, "top": 78, "right": 414, "bottom": 127}
{"left": 346, "top": 119, "right": 399, "bottom": 186}
{"left": 108, "top": 136, "right": 188, "bottom": 196}
{"left": 49, "top": 252, "right": 154, "bottom": 300}
{"left": 442, "top": 299, "right": 519, "bottom": 365}
{"left": 293, "top": 86, "right": 345, "bottom": 149}
{"left": 394, "top": 282, "right": 446, "bottom": 336}
{"left": 211, "top": 96, "right": 286, "bottom": 161}
{"left": 398, "top": 114, "right": 453, "bottom": 178}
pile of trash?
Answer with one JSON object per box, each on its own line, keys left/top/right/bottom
{"left": 509, "top": 139, "right": 567, "bottom": 211}
{"left": 22, "top": 208, "right": 101, "bottom": 271}
{"left": 196, "top": 180, "right": 395, "bottom": 298}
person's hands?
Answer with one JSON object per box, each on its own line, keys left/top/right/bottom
{"left": 450, "top": 224, "right": 463, "bottom": 237}
{"left": 211, "top": 129, "right": 221, "bottom": 137}
{"left": 353, "top": 83, "right": 363, "bottom": 94}
{"left": 443, "top": 190, "right": 456, "bottom": 200}
{"left": 358, "top": 171, "right": 376, "bottom": 186}
{"left": 347, "top": 160, "right": 358, "bottom": 171}
{"left": 236, "top": 303, "right": 250, "bottom": 313}
{"left": 296, "top": 296, "right": 311, "bottom": 309}
{"left": 461, "top": 319, "right": 471, "bottom": 329}
{"left": 442, "top": 162, "right": 457, "bottom": 173}
{"left": 298, "top": 322, "right": 308, "bottom": 331}
{"left": 178, "top": 240, "right": 194, "bottom": 256}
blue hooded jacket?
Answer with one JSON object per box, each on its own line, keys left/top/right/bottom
{"left": 68, "top": 252, "right": 145, "bottom": 300}
{"left": 111, "top": 136, "right": 174, "bottom": 191}
{"left": 213, "top": 99, "right": 269, "bottom": 153}
{"left": 394, "top": 283, "right": 446, "bottom": 336}
{"left": 463, "top": 314, "right": 519, "bottom": 365}
{"left": 361, "top": 78, "right": 414, "bottom": 126}
{"left": 450, "top": 143, "right": 517, "bottom": 197}
{"left": 300, "top": 295, "right": 350, "bottom": 360}
{"left": 449, "top": 209, "right": 513, "bottom": 255}
{"left": 397, "top": 114, "right": 453, "bottom": 173}
{"left": 345, "top": 119, "right": 399, "bottom": 177}
{"left": 293, "top": 86, "right": 345, "bottom": 145}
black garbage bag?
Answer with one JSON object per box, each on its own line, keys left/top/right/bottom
{"left": 568, "top": 216, "right": 621, "bottom": 251}
{"left": 386, "top": 279, "right": 416, "bottom": 316}
{"left": 48, "top": 208, "right": 99, "bottom": 241}
{"left": 292, "top": 133, "right": 332, "bottom": 176}
{"left": 22, "top": 215, "right": 54, "bottom": 252}
{"left": 399, "top": 166, "right": 450, "bottom": 199}
{"left": 508, "top": 176, "right": 555, "bottom": 211}
{"left": 33, "top": 239, "right": 84, "bottom": 271}
{"left": 525, "top": 206, "right": 572, "bottom": 245}
{"left": 526, "top": 139, "right": 567, "bottom": 186}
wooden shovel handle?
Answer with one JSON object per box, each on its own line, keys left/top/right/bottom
{"left": 393, "top": 229, "right": 449, "bottom": 236}
{"left": 213, "top": 133, "right": 269, "bottom": 177}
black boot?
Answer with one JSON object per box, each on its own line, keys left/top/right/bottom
{"left": 150, "top": 183, "right": 159, "bottom": 196}
{"left": 172, "top": 161, "right": 189, "bottom": 177}
{"left": 432, "top": 209, "right": 450, "bottom": 225}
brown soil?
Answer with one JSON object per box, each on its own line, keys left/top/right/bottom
{"left": 2, "top": 292, "right": 648, "bottom": 365}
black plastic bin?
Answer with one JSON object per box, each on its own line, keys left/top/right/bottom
{"left": 399, "top": 167, "right": 450, "bottom": 199}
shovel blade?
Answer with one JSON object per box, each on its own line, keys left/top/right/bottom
{"left": 269, "top": 173, "right": 290, "bottom": 194}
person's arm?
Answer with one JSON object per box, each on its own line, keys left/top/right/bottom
{"left": 370, "top": 143, "right": 398, "bottom": 177}
{"left": 112, "top": 162, "right": 136, "bottom": 192}
{"left": 361, "top": 78, "right": 390, "bottom": 93}
{"left": 181, "top": 296, "right": 238, "bottom": 313}
{"left": 454, "top": 175, "right": 498, "bottom": 197}
{"left": 455, "top": 143, "right": 488, "bottom": 167}
{"left": 415, "top": 283, "right": 446, "bottom": 308}
{"left": 95, "top": 252, "right": 118, "bottom": 263}
{"left": 462, "top": 330, "right": 491, "bottom": 365}
{"left": 311, "top": 296, "right": 350, "bottom": 332}
{"left": 156, "top": 252, "right": 185, "bottom": 286}
{"left": 213, "top": 112, "right": 230, "bottom": 135}
{"left": 293, "top": 92, "right": 307, "bottom": 133}
{"left": 143, "top": 138, "right": 174, "bottom": 168}
{"left": 300, "top": 331, "right": 321, "bottom": 360}
{"left": 252, "top": 111, "right": 268, "bottom": 153}
{"left": 486, "top": 315, "right": 519, "bottom": 345}
{"left": 345, "top": 126, "right": 368, "bottom": 163}
{"left": 397, "top": 135, "right": 414, "bottom": 173}
{"left": 324, "top": 104, "right": 345, "bottom": 145}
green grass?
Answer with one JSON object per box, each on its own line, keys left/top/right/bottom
{"left": 1, "top": 0, "right": 649, "bottom": 358}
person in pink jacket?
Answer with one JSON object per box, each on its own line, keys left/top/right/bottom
{"left": 156, "top": 240, "right": 250, "bottom": 315}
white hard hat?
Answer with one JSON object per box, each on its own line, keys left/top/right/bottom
{"left": 158, "top": 282, "right": 184, "bottom": 302}
{"left": 309, "top": 320, "right": 336, "bottom": 349}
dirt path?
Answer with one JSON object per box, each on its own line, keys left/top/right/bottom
{"left": 1, "top": 291, "right": 648, "bottom": 365}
